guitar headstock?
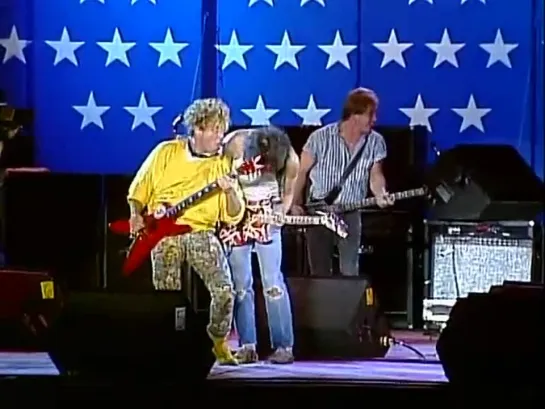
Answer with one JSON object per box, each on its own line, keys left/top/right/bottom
{"left": 316, "top": 211, "right": 348, "bottom": 238}
{"left": 421, "top": 185, "right": 431, "bottom": 198}
{"left": 237, "top": 155, "right": 264, "bottom": 177}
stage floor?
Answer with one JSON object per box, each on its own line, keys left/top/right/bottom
{"left": 0, "top": 331, "right": 446, "bottom": 386}
{"left": 208, "top": 330, "right": 447, "bottom": 385}
{"left": 0, "top": 352, "right": 59, "bottom": 376}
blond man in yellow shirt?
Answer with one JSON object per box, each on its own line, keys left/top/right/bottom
{"left": 127, "top": 98, "right": 244, "bottom": 365}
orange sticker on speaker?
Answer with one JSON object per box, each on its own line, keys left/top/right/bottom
{"left": 40, "top": 281, "right": 55, "bottom": 300}
{"left": 365, "top": 287, "right": 374, "bottom": 306}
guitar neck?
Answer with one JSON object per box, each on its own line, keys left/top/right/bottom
{"left": 258, "top": 214, "right": 322, "bottom": 226}
{"left": 166, "top": 168, "right": 239, "bottom": 218}
{"left": 284, "top": 215, "right": 322, "bottom": 226}
{"left": 335, "top": 188, "right": 426, "bottom": 213}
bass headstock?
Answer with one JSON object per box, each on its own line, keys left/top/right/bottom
{"left": 316, "top": 211, "right": 348, "bottom": 238}
{"left": 237, "top": 155, "right": 264, "bottom": 177}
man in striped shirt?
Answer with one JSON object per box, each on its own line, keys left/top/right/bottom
{"left": 292, "top": 88, "right": 394, "bottom": 276}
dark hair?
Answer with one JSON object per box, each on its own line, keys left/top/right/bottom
{"left": 341, "top": 87, "right": 379, "bottom": 121}
{"left": 251, "top": 126, "right": 291, "bottom": 174}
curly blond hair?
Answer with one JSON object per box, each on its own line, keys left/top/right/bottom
{"left": 182, "top": 98, "right": 230, "bottom": 134}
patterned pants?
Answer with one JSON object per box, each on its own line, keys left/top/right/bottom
{"left": 151, "top": 231, "right": 234, "bottom": 339}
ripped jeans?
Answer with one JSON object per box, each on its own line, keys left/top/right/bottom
{"left": 228, "top": 229, "right": 294, "bottom": 349}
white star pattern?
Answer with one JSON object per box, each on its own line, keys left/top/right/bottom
{"left": 292, "top": 95, "right": 331, "bottom": 125}
{"left": 425, "top": 29, "right": 465, "bottom": 68}
{"left": 318, "top": 30, "right": 357, "bottom": 69}
{"left": 149, "top": 28, "right": 189, "bottom": 67}
{"left": 124, "top": 92, "right": 163, "bottom": 131}
{"left": 0, "top": 26, "right": 31, "bottom": 64}
{"left": 241, "top": 95, "right": 279, "bottom": 125}
{"left": 399, "top": 94, "right": 439, "bottom": 132}
{"left": 266, "top": 31, "right": 305, "bottom": 70}
{"left": 216, "top": 30, "right": 254, "bottom": 70}
{"left": 479, "top": 29, "right": 518, "bottom": 68}
{"left": 452, "top": 95, "right": 491, "bottom": 132}
{"left": 5, "top": 0, "right": 538, "bottom": 179}
{"left": 301, "top": 0, "right": 325, "bottom": 6}
{"left": 97, "top": 28, "right": 136, "bottom": 67}
{"left": 73, "top": 92, "right": 110, "bottom": 130}
{"left": 249, "top": 0, "right": 273, "bottom": 6}
{"left": 45, "top": 27, "right": 85, "bottom": 66}
{"left": 373, "top": 29, "right": 413, "bottom": 68}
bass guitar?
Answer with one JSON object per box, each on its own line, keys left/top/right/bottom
{"left": 109, "top": 156, "right": 264, "bottom": 276}
{"left": 306, "top": 187, "right": 428, "bottom": 213}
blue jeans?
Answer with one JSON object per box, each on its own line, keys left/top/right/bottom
{"left": 228, "top": 229, "right": 294, "bottom": 349}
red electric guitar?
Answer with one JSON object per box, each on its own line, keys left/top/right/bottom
{"left": 109, "top": 156, "right": 263, "bottom": 276}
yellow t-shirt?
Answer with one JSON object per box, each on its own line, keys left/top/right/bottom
{"left": 127, "top": 139, "right": 245, "bottom": 231}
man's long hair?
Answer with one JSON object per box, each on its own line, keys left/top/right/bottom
{"left": 251, "top": 126, "right": 291, "bottom": 175}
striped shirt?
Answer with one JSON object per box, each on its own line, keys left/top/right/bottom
{"left": 303, "top": 122, "right": 387, "bottom": 204}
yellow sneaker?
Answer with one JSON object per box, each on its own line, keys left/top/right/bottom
{"left": 212, "top": 338, "right": 239, "bottom": 366}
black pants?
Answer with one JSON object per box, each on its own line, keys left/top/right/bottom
{"left": 305, "top": 212, "right": 361, "bottom": 276}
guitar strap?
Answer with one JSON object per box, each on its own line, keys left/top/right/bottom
{"left": 321, "top": 135, "right": 369, "bottom": 205}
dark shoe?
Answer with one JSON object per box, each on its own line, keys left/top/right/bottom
{"left": 234, "top": 345, "right": 259, "bottom": 364}
{"left": 268, "top": 347, "right": 294, "bottom": 364}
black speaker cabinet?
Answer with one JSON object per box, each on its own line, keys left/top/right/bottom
{"left": 428, "top": 144, "right": 544, "bottom": 220}
{"left": 1, "top": 172, "right": 102, "bottom": 289}
{"left": 286, "top": 277, "right": 390, "bottom": 360}
{"left": 47, "top": 291, "right": 213, "bottom": 379}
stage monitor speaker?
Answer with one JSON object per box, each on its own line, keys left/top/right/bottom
{"left": 46, "top": 291, "right": 214, "bottom": 380}
{"left": 0, "top": 270, "right": 61, "bottom": 349}
{"left": 427, "top": 144, "right": 544, "bottom": 221}
{"left": 436, "top": 281, "right": 544, "bottom": 395}
{"left": 288, "top": 277, "right": 391, "bottom": 359}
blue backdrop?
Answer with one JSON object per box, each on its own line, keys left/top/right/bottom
{"left": 0, "top": 0, "right": 542, "bottom": 178}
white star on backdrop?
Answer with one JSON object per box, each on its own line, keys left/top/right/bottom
{"left": 249, "top": 0, "right": 273, "bottom": 6}
{"left": 373, "top": 29, "right": 413, "bottom": 68}
{"left": 425, "top": 29, "right": 465, "bottom": 68}
{"left": 479, "top": 29, "right": 518, "bottom": 68}
{"left": 409, "top": 0, "right": 433, "bottom": 4}
{"left": 301, "top": 0, "right": 325, "bottom": 6}
{"left": 149, "top": 28, "right": 189, "bottom": 67}
{"left": 241, "top": 95, "right": 279, "bottom": 125}
{"left": 452, "top": 95, "right": 491, "bottom": 132}
{"left": 266, "top": 31, "right": 305, "bottom": 70}
{"left": 399, "top": 94, "right": 439, "bottom": 132}
{"left": 216, "top": 30, "right": 253, "bottom": 70}
{"left": 292, "top": 95, "right": 331, "bottom": 125}
{"left": 97, "top": 28, "right": 136, "bottom": 67}
{"left": 318, "top": 30, "right": 357, "bottom": 69}
{"left": 124, "top": 92, "right": 163, "bottom": 131}
{"left": 131, "top": 0, "right": 156, "bottom": 4}
{"left": 0, "top": 26, "right": 31, "bottom": 64}
{"left": 45, "top": 27, "right": 85, "bottom": 66}
{"left": 73, "top": 92, "right": 110, "bottom": 130}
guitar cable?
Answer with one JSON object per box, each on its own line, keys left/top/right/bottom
{"left": 362, "top": 325, "right": 427, "bottom": 360}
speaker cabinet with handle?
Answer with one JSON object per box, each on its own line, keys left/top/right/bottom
{"left": 46, "top": 291, "right": 214, "bottom": 380}
{"left": 427, "top": 144, "right": 543, "bottom": 221}
{"left": 287, "top": 277, "right": 391, "bottom": 360}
